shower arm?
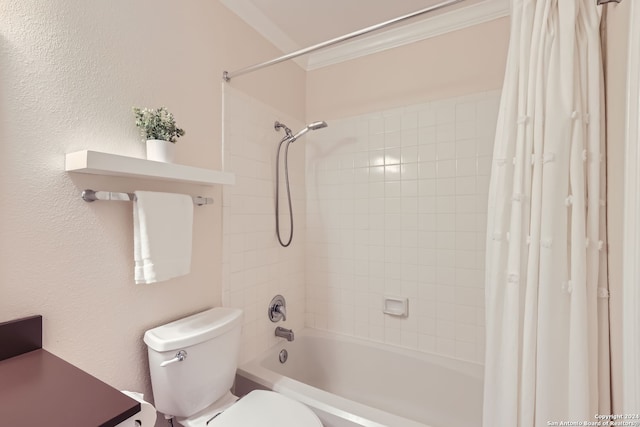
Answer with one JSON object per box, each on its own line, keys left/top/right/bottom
{"left": 275, "top": 121, "right": 293, "bottom": 139}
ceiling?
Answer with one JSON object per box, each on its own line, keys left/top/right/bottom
{"left": 220, "top": 0, "right": 507, "bottom": 71}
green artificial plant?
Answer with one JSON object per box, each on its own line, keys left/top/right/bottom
{"left": 133, "top": 107, "right": 185, "bottom": 143}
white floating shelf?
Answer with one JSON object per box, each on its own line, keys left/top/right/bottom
{"left": 65, "top": 150, "right": 235, "bottom": 186}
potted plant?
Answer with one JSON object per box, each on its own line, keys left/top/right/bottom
{"left": 133, "top": 106, "right": 185, "bottom": 163}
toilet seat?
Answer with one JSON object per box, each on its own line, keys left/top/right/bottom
{"left": 207, "top": 390, "right": 322, "bottom": 427}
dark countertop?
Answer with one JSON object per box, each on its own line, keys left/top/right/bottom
{"left": 0, "top": 315, "right": 140, "bottom": 427}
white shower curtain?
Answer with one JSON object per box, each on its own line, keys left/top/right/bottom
{"left": 483, "top": 1, "right": 610, "bottom": 426}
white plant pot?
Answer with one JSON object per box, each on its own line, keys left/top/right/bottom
{"left": 146, "top": 139, "right": 176, "bottom": 163}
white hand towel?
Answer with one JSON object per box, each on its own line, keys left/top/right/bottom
{"left": 133, "top": 191, "right": 194, "bottom": 284}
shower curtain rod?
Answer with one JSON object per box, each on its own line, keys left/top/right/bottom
{"left": 222, "top": 0, "right": 621, "bottom": 82}
{"left": 222, "top": 0, "right": 466, "bottom": 82}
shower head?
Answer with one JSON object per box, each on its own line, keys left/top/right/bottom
{"left": 289, "top": 121, "right": 328, "bottom": 143}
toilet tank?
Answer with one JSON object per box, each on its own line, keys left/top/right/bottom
{"left": 143, "top": 307, "right": 243, "bottom": 418}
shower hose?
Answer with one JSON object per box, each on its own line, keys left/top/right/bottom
{"left": 275, "top": 135, "right": 294, "bottom": 247}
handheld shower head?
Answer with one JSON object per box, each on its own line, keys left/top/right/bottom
{"left": 290, "top": 121, "right": 328, "bottom": 143}
{"left": 273, "top": 119, "right": 328, "bottom": 247}
{"left": 275, "top": 120, "right": 328, "bottom": 142}
{"left": 308, "top": 121, "right": 329, "bottom": 130}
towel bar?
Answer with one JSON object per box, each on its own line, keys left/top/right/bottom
{"left": 81, "top": 189, "right": 213, "bottom": 206}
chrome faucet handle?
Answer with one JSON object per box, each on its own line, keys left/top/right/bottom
{"left": 268, "top": 295, "right": 287, "bottom": 322}
{"left": 275, "top": 304, "right": 287, "bottom": 321}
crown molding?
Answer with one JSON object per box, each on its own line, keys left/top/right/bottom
{"left": 306, "top": 0, "right": 510, "bottom": 70}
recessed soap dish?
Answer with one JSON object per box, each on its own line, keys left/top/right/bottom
{"left": 383, "top": 296, "right": 408, "bottom": 317}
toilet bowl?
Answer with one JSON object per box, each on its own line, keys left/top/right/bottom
{"left": 144, "top": 307, "right": 322, "bottom": 427}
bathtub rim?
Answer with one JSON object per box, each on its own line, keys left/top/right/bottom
{"left": 237, "top": 328, "right": 483, "bottom": 427}
{"left": 252, "top": 328, "right": 483, "bottom": 378}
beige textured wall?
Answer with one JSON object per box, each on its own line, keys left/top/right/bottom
{"left": 602, "top": 1, "right": 630, "bottom": 414}
{"left": 0, "top": 0, "right": 305, "bottom": 416}
{"left": 306, "top": 17, "right": 509, "bottom": 120}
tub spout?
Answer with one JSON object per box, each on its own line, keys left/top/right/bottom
{"left": 275, "top": 326, "right": 294, "bottom": 342}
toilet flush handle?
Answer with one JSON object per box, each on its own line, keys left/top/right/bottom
{"left": 160, "top": 350, "right": 188, "bottom": 367}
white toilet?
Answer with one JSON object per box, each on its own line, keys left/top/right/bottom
{"left": 143, "top": 307, "right": 322, "bottom": 427}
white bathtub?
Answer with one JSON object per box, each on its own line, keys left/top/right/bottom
{"left": 235, "top": 329, "right": 483, "bottom": 427}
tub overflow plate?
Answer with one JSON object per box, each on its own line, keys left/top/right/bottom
{"left": 279, "top": 349, "right": 288, "bottom": 364}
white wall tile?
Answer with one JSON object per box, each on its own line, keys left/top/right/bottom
{"left": 435, "top": 101, "right": 456, "bottom": 124}
{"left": 455, "top": 121, "right": 476, "bottom": 140}
{"left": 401, "top": 129, "right": 419, "bottom": 147}
{"left": 456, "top": 102, "right": 477, "bottom": 123}
{"left": 385, "top": 131, "right": 402, "bottom": 149}
{"left": 418, "top": 126, "right": 437, "bottom": 145}
{"left": 401, "top": 148, "right": 419, "bottom": 166}
{"left": 305, "top": 91, "right": 500, "bottom": 363}
{"left": 418, "top": 108, "right": 436, "bottom": 127}
{"left": 418, "top": 145, "right": 436, "bottom": 165}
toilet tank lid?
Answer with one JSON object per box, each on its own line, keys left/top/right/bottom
{"left": 144, "top": 307, "right": 243, "bottom": 352}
